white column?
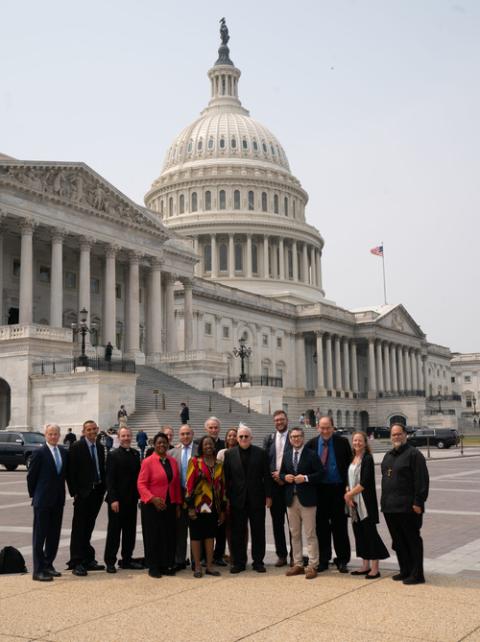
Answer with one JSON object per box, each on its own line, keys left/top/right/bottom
{"left": 315, "top": 331, "right": 324, "bottom": 390}
{"left": 228, "top": 234, "right": 235, "bottom": 278}
{"left": 278, "top": 238, "right": 285, "bottom": 280}
{"left": 368, "top": 338, "right": 377, "bottom": 394}
{"left": 404, "top": 348, "right": 412, "bottom": 391}
{"left": 311, "top": 249, "right": 317, "bottom": 286}
{"left": 126, "top": 253, "right": 140, "bottom": 354}
{"left": 292, "top": 240, "right": 298, "bottom": 282}
{"left": 263, "top": 235, "right": 269, "bottom": 278}
{"left": 78, "top": 237, "right": 92, "bottom": 329}
{"left": 211, "top": 234, "right": 218, "bottom": 278}
{"left": 342, "top": 338, "right": 350, "bottom": 392}
{"left": 325, "top": 334, "right": 333, "bottom": 390}
{"left": 183, "top": 279, "right": 193, "bottom": 352}
{"left": 193, "top": 238, "right": 200, "bottom": 277}
{"left": 103, "top": 245, "right": 116, "bottom": 346}
{"left": 411, "top": 350, "right": 418, "bottom": 390}
{"left": 376, "top": 340, "right": 384, "bottom": 393}
{"left": 272, "top": 239, "right": 278, "bottom": 278}
{"left": 397, "top": 346, "right": 405, "bottom": 392}
{"left": 350, "top": 341, "right": 358, "bottom": 393}
{"left": 417, "top": 352, "right": 424, "bottom": 392}
{"left": 302, "top": 243, "right": 309, "bottom": 283}
{"left": 391, "top": 344, "right": 398, "bottom": 393}
{"left": 19, "top": 220, "right": 34, "bottom": 324}
{"left": 384, "top": 343, "right": 391, "bottom": 392}
{"left": 147, "top": 259, "right": 162, "bottom": 355}
{"left": 165, "top": 273, "right": 177, "bottom": 353}
{"left": 316, "top": 250, "right": 322, "bottom": 290}
{"left": 246, "top": 235, "right": 253, "bottom": 278}
{"left": 295, "top": 332, "right": 306, "bottom": 389}
{"left": 50, "top": 232, "right": 64, "bottom": 328}
{"left": 334, "top": 336, "right": 342, "bottom": 391}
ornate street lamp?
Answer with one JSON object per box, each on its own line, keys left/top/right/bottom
{"left": 233, "top": 337, "right": 252, "bottom": 383}
{"left": 472, "top": 394, "right": 478, "bottom": 425}
{"left": 436, "top": 393, "right": 443, "bottom": 414}
{"left": 71, "top": 308, "right": 96, "bottom": 367}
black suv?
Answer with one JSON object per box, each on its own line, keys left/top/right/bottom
{"left": 0, "top": 431, "right": 45, "bottom": 470}
{"left": 408, "top": 428, "right": 459, "bottom": 449}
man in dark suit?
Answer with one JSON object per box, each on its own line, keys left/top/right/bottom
{"left": 104, "top": 427, "right": 142, "bottom": 573}
{"left": 195, "top": 416, "right": 225, "bottom": 453}
{"left": 280, "top": 427, "right": 323, "bottom": 579}
{"left": 263, "top": 409, "right": 292, "bottom": 567}
{"left": 27, "top": 423, "right": 67, "bottom": 582}
{"left": 223, "top": 424, "right": 272, "bottom": 574}
{"left": 307, "top": 415, "right": 352, "bottom": 573}
{"left": 168, "top": 424, "right": 198, "bottom": 570}
{"left": 66, "top": 420, "right": 106, "bottom": 576}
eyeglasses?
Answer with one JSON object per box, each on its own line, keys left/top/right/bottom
{"left": 238, "top": 435, "right": 250, "bottom": 440}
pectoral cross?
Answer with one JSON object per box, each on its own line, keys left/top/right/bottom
{"left": 387, "top": 467, "right": 393, "bottom": 478}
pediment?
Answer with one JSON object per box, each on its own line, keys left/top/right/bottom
{"left": 376, "top": 305, "right": 425, "bottom": 338}
{"left": 0, "top": 160, "right": 169, "bottom": 239}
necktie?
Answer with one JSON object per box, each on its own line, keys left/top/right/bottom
{"left": 320, "top": 440, "right": 329, "bottom": 466}
{"left": 293, "top": 449, "right": 299, "bottom": 473}
{"left": 90, "top": 443, "right": 100, "bottom": 482}
{"left": 53, "top": 447, "right": 62, "bottom": 474}
{"left": 181, "top": 446, "right": 189, "bottom": 487}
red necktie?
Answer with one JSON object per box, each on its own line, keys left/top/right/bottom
{"left": 320, "top": 440, "right": 329, "bottom": 466}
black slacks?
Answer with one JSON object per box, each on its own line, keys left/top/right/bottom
{"left": 175, "top": 505, "right": 189, "bottom": 565}
{"left": 384, "top": 512, "right": 424, "bottom": 580}
{"left": 32, "top": 504, "right": 64, "bottom": 575}
{"left": 316, "top": 483, "right": 351, "bottom": 565}
{"left": 141, "top": 502, "right": 176, "bottom": 572}
{"left": 104, "top": 501, "right": 138, "bottom": 565}
{"left": 269, "top": 482, "right": 289, "bottom": 559}
{"left": 68, "top": 487, "right": 104, "bottom": 568}
{"left": 230, "top": 500, "right": 266, "bottom": 567}
{"left": 213, "top": 520, "right": 226, "bottom": 560}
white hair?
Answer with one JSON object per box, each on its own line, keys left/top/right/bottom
{"left": 44, "top": 423, "right": 61, "bottom": 434}
{"left": 238, "top": 423, "right": 252, "bottom": 436}
{"left": 204, "top": 416, "right": 221, "bottom": 429}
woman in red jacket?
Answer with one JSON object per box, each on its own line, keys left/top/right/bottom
{"left": 137, "top": 432, "right": 181, "bottom": 578}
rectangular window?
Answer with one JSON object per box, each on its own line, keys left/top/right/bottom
{"left": 262, "top": 334, "right": 268, "bottom": 347}
{"left": 276, "top": 336, "right": 282, "bottom": 348}
{"left": 222, "top": 326, "right": 230, "bottom": 339}
{"left": 204, "top": 322, "right": 212, "bottom": 336}
{"left": 90, "top": 277, "right": 100, "bottom": 294}
{"left": 39, "top": 266, "right": 51, "bottom": 283}
{"left": 12, "top": 258, "right": 20, "bottom": 277}
{"left": 451, "top": 376, "right": 455, "bottom": 383}
{"left": 115, "top": 283, "right": 122, "bottom": 299}
{"left": 464, "top": 375, "right": 471, "bottom": 383}
{"left": 65, "top": 271, "right": 77, "bottom": 289}
{"left": 466, "top": 400, "right": 472, "bottom": 408}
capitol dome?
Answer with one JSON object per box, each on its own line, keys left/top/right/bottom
{"left": 145, "top": 22, "right": 325, "bottom": 305}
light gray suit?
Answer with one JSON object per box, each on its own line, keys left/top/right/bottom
{"left": 168, "top": 442, "right": 198, "bottom": 566}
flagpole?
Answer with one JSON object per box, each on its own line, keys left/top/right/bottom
{"left": 381, "top": 241, "right": 387, "bottom": 305}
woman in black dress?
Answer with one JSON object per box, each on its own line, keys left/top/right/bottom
{"left": 344, "top": 431, "right": 389, "bottom": 578}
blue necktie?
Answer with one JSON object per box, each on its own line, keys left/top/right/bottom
{"left": 181, "top": 446, "right": 189, "bottom": 487}
{"left": 53, "top": 447, "right": 62, "bottom": 474}
{"left": 90, "top": 443, "right": 100, "bottom": 482}
{"left": 293, "top": 449, "right": 299, "bottom": 473}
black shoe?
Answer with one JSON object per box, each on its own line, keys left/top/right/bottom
{"left": 148, "top": 569, "right": 162, "bottom": 578}
{"left": 351, "top": 569, "right": 371, "bottom": 576}
{"left": 317, "top": 562, "right": 329, "bottom": 572}
{"left": 163, "top": 567, "right": 176, "bottom": 576}
{"left": 402, "top": 576, "right": 425, "bottom": 585}
{"left": 33, "top": 572, "right": 53, "bottom": 582}
{"left": 72, "top": 565, "right": 87, "bottom": 577}
{"left": 230, "top": 565, "right": 246, "bottom": 574}
{"left": 106, "top": 564, "right": 117, "bottom": 574}
{"left": 252, "top": 563, "right": 266, "bottom": 573}
{"left": 206, "top": 568, "right": 221, "bottom": 576}
{"left": 86, "top": 561, "right": 105, "bottom": 571}
{"left": 213, "top": 558, "right": 227, "bottom": 567}
{"left": 365, "top": 572, "right": 381, "bottom": 579}
{"left": 44, "top": 567, "right": 62, "bottom": 578}
{"left": 121, "top": 560, "right": 144, "bottom": 570}
{"left": 337, "top": 563, "right": 349, "bottom": 574}
{"left": 174, "top": 562, "right": 187, "bottom": 572}
{"left": 392, "top": 573, "right": 407, "bottom": 582}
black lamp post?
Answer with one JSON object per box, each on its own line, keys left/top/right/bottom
{"left": 436, "top": 393, "right": 443, "bottom": 414}
{"left": 71, "top": 308, "right": 96, "bottom": 367}
{"left": 473, "top": 394, "right": 478, "bottom": 424}
{"left": 233, "top": 337, "right": 252, "bottom": 383}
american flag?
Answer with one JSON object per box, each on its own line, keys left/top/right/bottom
{"left": 370, "top": 245, "right": 383, "bottom": 257}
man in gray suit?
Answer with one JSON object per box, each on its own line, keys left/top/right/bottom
{"left": 168, "top": 424, "right": 197, "bottom": 570}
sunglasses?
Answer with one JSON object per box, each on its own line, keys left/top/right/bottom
{"left": 238, "top": 435, "right": 250, "bottom": 440}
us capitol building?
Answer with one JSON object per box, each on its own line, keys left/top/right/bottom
{"left": 0, "top": 23, "right": 470, "bottom": 434}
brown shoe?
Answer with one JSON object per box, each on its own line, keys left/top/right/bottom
{"left": 286, "top": 565, "right": 304, "bottom": 577}
{"left": 305, "top": 567, "right": 318, "bottom": 580}
{"left": 275, "top": 557, "right": 288, "bottom": 567}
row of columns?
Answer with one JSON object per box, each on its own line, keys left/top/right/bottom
{"left": 315, "top": 333, "right": 359, "bottom": 393}
{"left": 12, "top": 221, "right": 195, "bottom": 355}
{"left": 197, "top": 233, "right": 322, "bottom": 287}
{"left": 368, "top": 339, "right": 424, "bottom": 395}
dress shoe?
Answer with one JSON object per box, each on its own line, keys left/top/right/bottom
{"left": 252, "top": 563, "right": 266, "bottom": 573}
{"left": 33, "top": 572, "right": 53, "bottom": 582}
{"left": 193, "top": 570, "right": 203, "bottom": 578}
{"left": 286, "top": 565, "right": 304, "bottom": 577}
{"left": 148, "top": 569, "right": 162, "bottom": 578}
{"left": 206, "top": 569, "right": 221, "bottom": 576}
{"left": 44, "top": 567, "right": 62, "bottom": 577}
{"left": 213, "top": 558, "right": 227, "bottom": 567}
{"left": 163, "top": 567, "right": 176, "bottom": 576}
{"left": 122, "top": 560, "right": 144, "bottom": 570}
{"left": 351, "top": 569, "right": 371, "bottom": 576}
{"left": 392, "top": 573, "right": 407, "bottom": 582}
{"left": 174, "top": 563, "right": 186, "bottom": 572}
{"left": 365, "top": 572, "right": 381, "bottom": 579}
{"left": 106, "top": 564, "right": 117, "bottom": 574}
{"left": 72, "top": 565, "right": 88, "bottom": 577}
{"left": 337, "top": 563, "right": 349, "bottom": 574}
{"left": 86, "top": 561, "right": 105, "bottom": 571}
{"left": 230, "top": 565, "right": 245, "bottom": 574}
{"left": 402, "top": 576, "right": 425, "bottom": 585}
{"left": 305, "top": 567, "right": 317, "bottom": 580}
{"left": 275, "top": 557, "right": 288, "bottom": 568}
{"left": 317, "top": 562, "right": 329, "bottom": 572}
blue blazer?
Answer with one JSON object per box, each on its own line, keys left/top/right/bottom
{"left": 27, "top": 444, "right": 67, "bottom": 509}
{"left": 279, "top": 447, "right": 324, "bottom": 507}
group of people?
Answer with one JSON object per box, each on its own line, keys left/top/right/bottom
{"left": 26, "top": 411, "right": 429, "bottom": 586}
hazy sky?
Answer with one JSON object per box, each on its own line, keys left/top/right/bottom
{"left": 1, "top": 1, "right": 479, "bottom": 352}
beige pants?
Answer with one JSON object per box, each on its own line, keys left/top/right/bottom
{"left": 287, "top": 495, "right": 319, "bottom": 568}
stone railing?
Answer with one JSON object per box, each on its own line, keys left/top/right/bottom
{"left": 31, "top": 357, "right": 136, "bottom": 375}
{"left": 0, "top": 324, "right": 73, "bottom": 342}
{"left": 158, "top": 350, "right": 226, "bottom": 364}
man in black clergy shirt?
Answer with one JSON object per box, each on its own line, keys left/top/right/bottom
{"left": 104, "top": 427, "right": 143, "bottom": 573}
{"left": 381, "top": 423, "right": 429, "bottom": 585}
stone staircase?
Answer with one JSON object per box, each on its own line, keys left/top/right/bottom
{"left": 126, "top": 366, "right": 274, "bottom": 445}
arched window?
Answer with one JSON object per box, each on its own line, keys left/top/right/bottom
{"left": 205, "top": 190, "right": 212, "bottom": 211}
{"left": 179, "top": 194, "right": 185, "bottom": 214}
{"left": 219, "top": 190, "right": 226, "bottom": 209}
{"left": 204, "top": 244, "right": 212, "bottom": 272}
{"left": 191, "top": 192, "right": 198, "bottom": 212}
{"left": 208, "top": 138, "right": 214, "bottom": 150}
{"left": 187, "top": 139, "right": 193, "bottom": 153}
{"left": 261, "top": 192, "right": 267, "bottom": 212}
{"left": 234, "top": 243, "right": 243, "bottom": 271}
{"left": 219, "top": 243, "right": 228, "bottom": 271}
{"left": 252, "top": 139, "right": 258, "bottom": 152}
{"left": 219, "top": 137, "right": 225, "bottom": 150}
{"left": 252, "top": 243, "right": 258, "bottom": 274}
{"left": 234, "top": 190, "right": 241, "bottom": 210}
{"left": 262, "top": 141, "right": 267, "bottom": 153}
{"left": 168, "top": 197, "right": 173, "bottom": 217}
{"left": 231, "top": 137, "right": 237, "bottom": 149}
{"left": 242, "top": 139, "right": 248, "bottom": 150}
{"left": 248, "top": 190, "right": 254, "bottom": 211}
{"left": 197, "top": 139, "right": 203, "bottom": 151}
{"left": 274, "top": 194, "right": 279, "bottom": 214}
{"left": 284, "top": 197, "right": 288, "bottom": 216}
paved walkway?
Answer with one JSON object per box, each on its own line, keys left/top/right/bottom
{"left": 0, "top": 568, "right": 479, "bottom": 642}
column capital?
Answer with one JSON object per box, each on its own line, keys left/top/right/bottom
{"left": 50, "top": 228, "right": 68, "bottom": 243}
{"left": 315, "top": 330, "right": 324, "bottom": 338}
{"left": 105, "top": 243, "right": 121, "bottom": 258}
{"left": 180, "top": 277, "right": 193, "bottom": 288}
{"left": 128, "top": 250, "right": 143, "bottom": 265}
{"left": 165, "top": 272, "right": 178, "bottom": 284}
{"left": 20, "top": 217, "right": 36, "bottom": 234}
{"left": 79, "top": 235, "right": 95, "bottom": 250}
{"left": 149, "top": 255, "right": 164, "bottom": 269}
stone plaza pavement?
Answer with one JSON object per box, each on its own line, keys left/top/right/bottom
{"left": 0, "top": 566, "right": 479, "bottom": 642}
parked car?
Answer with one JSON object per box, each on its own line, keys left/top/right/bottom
{"left": 0, "top": 431, "right": 45, "bottom": 470}
{"left": 408, "top": 428, "right": 459, "bottom": 449}
{"left": 373, "top": 426, "right": 415, "bottom": 439}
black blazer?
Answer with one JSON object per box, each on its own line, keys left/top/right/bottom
{"left": 356, "top": 452, "right": 380, "bottom": 523}
{"left": 223, "top": 445, "right": 272, "bottom": 509}
{"left": 279, "top": 447, "right": 324, "bottom": 507}
{"left": 263, "top": 431, "right": 292, "bottom": 473}
{"left": 306, "top": 433, "right": 352, "bottom": 486}
{"left": 27, "top": 444, "right": 67, "bottom": 508}
{"left": 67, "top": 437, "right": 106, "bottom": 498}
{"left": 105, "top": 447, "right": 141, "bottom": 505}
